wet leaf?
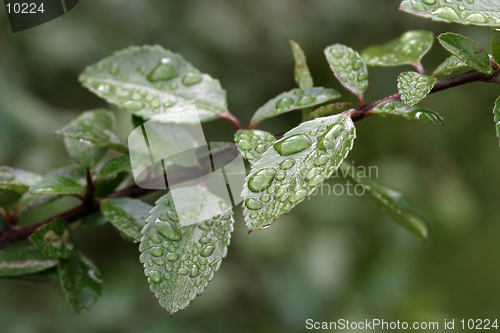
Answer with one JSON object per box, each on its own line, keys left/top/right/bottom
{"left": 235, "top": 129, "right": 276, "bottom": 165}
{"left": 29, "top": 218, "right": 77, "bottom": 259}
{"left": 55, "top": 109, "right": 128, "bottom": 155}
{"left": 438, "top": 33, "right": 493, "bottom": 75}
{"left": 0, "top": 246, "right": 58, "bottom": 277}
{"left": 493, "top": 96, "right": 500, "bottom": 146}
{"left": 29, "top": 176, "right": 85, "bottom": 196}
{"left": 79, "top": 45, "right": 227, "bottom": 124}
{"left": 324, "top": 44, "right": 368, "bottom": 101}
{"left": 397, "top": 72, "right": 436, "bottom": 106}
{"left": 362, "top": 30, "right": 433, "bottom": 68}
{"left": 250, "top": 87, "right": 341, "bottom": 127}
{"left": 139, "top": 190, "right": 234, "bottom": 315}
{"left": 0, "top": 167, "right": 43, "bottom": 209}
{"left": 98, "top": 156, "right": 131, "bottom": 179}
{"left": 101, "top": 197, "right": 152, "bottom": 241}
{"left": 289, "top": 40, "right": 314, "bottom": 89}
{"left": 491, "top": 28, "right": 500, "bottom": 65}
{"left": 58, "top": 252, "right": 103, "bottom": 314}
{"left": 304, "top": 102, "right": 352, "bottom": 121}
{"left": 399, "top": 0, "right": 500, "bottom": 27}
{"left": 371, "top": 100, "right": 444, "bottom": 124}
{"left": 340, "top": 161, "right": 429, "bottom": 241}
{"left": 242, "top": 114, "right": 356, "bottom": 231}
{"left": 432, "top": 55, "right": 469, "bottom": 77}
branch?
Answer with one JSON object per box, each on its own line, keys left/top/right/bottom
{"left": 352, "top": 68, "right": 499, "bottom": 121}
{"left": 0, "top": 146, "right": 240, "bottom": 248}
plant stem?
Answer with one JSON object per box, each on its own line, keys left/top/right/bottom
{"left": 219, "top": 111, "right": 243, "bottom": 131}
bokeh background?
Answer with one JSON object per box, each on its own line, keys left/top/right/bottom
{"left": 1, "top": 0, "right": 500, "bottom": 332}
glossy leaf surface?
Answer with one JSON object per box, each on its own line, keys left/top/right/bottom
{"left": 325, "top": 44, "right": 368, "bottom": 100}
{"left": 397, "top": 72, "right": 437, "bottom": 106}
{"left": 55, "top": 109, "right": 128, "bottom": 154}
{"left": 289, "top": 40, "right": 314, "bottom": 89}
{"left": 400, "top": 0, "right": 500, "bottom": 27}
{"left": 29, "top": 176, "right": 85, "bottom": 196}
{"left": 98, "top": 156, "right": 132, "bottom": 179}
{"left": 80, "top": 45, "right": 227, "bottom": 124}
{"left": 29, "top": 218, "right": 77, "bottom": 259}
{"left": 304, "top": 103, "right": 352, "bottom": 121}
{"left": 235, "top": 129, "right": 276, "bottom": 165}
{"left": 0, "top": 246, "right": 58, "bottom": 277}
{"left": 139, "top": 190, "right": 234, "bottom": 314}
{"left": 438, "top": 33, "right": 493, "bottom": 75}
{"left": 0, "top": 167, "right": 43, "bottom": 208}
{"left": 101, "top": 198, "right": 152, "bottom": 241}
{"left": 250, "top": 87, "right": 341, "bottom": 126}
{"left": 361, "top": 30, "right": 433, "bottom": 67}
{"left": 371, "top": 100, "right": 444, "bottom": 124}
{"left": 242, "top": 114, "right": 356, "bottom": 231}
{"left": 340, "top": 161, "right": 429, "bottom": 241}
{"left": 432, "top": 55, "right": 469, "bottom": 77}
{"left": 58, "top": 252, "right": 103, "bottom": 314}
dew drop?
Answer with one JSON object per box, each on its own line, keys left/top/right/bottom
{"left": 260, "top": 194, "right": 271, "bottom": 202}
{"left": 177, "top": 267, "right": 189, "bottom": 275}
{"left": 348, "top": 73, "right": 356, "bottom": 81}
{"left": 294, "top": 89, "right": 304, "bottom": 96}
{"left": 121, "top": 101, "right": 144, "bottom": 111}
{"left": 422, "top": 0, "right": 436, "bottom": 4}
{"left": 182, "top": 71, "right": 202, "bottom": 86}
{"left": 314, "top": 154, "right": 329, "bottom": 166}
{"left": 275, "top": 170, "right": 286, "bottom": 181}
{"left": 155, "top": 220, "right": 181, "bottom": 241}
{"left": 248, "top": 168, "right": 276, "bottom": 192}
{"left": 265, "top": 134, "right": 276, "bottom": 142}
{"left": 330, "top": 49, "right": 344, "bottom": 58}
{"left": 245, "top": 198, "right": 263, "bottom": 210}
{"left": 147, "top": 59, "right": 179, "bottom": 82}
{"left": 153, "top": 258, "right": 165, "bottom": 265}
{"left": 149, "top": 234, "right": 162, "bottom": 243}
{"left": 189, "top": 264, "right": 201, "bottom": 277}
{"left": 200, "top": 246, "right": 216, "bottom": 257}
{"left": 289, "top": 189, "right": 307, "bottom": 203}
{"left": 166, "top": 253, "right": 180, "bottom": 261}
{"left": 238, "top": 139, "right": 252, "bottom": 150}
{"left": 432, "top": 6, "right": 460, "bottom": 21}
{"left": 167, "top": 211, "right": 179, "bottom": 222}
{"left": 279, "top": 158, "right": 296, "bottom": 170}
{"left": 149, "top": 247, "right": 164, "bottom": 256}
{"left": 465, "top": 12, "right": 488, "bottom": 23}
{"left": 357, "top": 73, "right": 367, "bottom": 81}
{"left": 276, "top": 98, "right": 294, "bottom": 109}
{"left": 274, "top": 134, "right": 312, "bottom": 156}
{"left": 199, "top": 237, "right": 211, "bottom": 244}
{"left": 150, "top": 270, "right": 162, "bottom": 283}
{"left": 109, "top": 63, "right": 120, "bottom": 75}
{"left": 255, "top": 144, "right": 267, "bottom": 154}
{"left": 297, "top": 95, "right": 316, "bottom": 106}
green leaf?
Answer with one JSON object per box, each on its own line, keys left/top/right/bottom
{"left": 56, "top": 109, "right": 128, "bottom": 154}
{"left": 0, "top": 246, "right": 58, "bottom": 277}
{"left": 242, "top": 114, "right": 356, "bottom": 231}
{"left": 304, "top": 102, "right": 352, "bottom": 121}
{"left": 399, "top": 0, "right": 500, "bottom": 27}
{"left": 101, "top": 198, "right": 152, "bottom": 242}
{"left": 0, "top": 167, "right": 43, "bottom": 209}
{"left": 289, "top": 40, "right": 314, "bottom": 89}
{"left": 29, "top": 176, "right": 85, "bottom": 196}
{"left": 493, "top": 96, "right": 500, "bottom": 146}
{"left": 235, "top": 129, "right": 276, "bottom": 165}
{"left": 94, "top": 172, "right": 128, "bottom": 197}
{"left": 397, "top": 72, "right": 437, "bottom": 106}
{"left": 324, "top": 44, "right": 368, "bottom": 101}
{"left": 491, "top": 28, "right": 500, "bottom": 65}
{"left": 250, "top": 87, "right": 341, "bottom": 127}
{"left": 432, "top": 55, "right": 469, "bottom": 77}
{"left": 29, "top": 218, "right": 77, "bottom": 259}
{"left": 0, "top": 267, "right": 58, "bottom": 284}
{"left": 79, "top": 45, "right": 227, "bottom": 124}
{"left": 139, "top": 190, "right": 234, "bottom": 314}
{"left": 80, "top": 212, "right": 109, "bottom": 229}
{"left": 361, "top": 30, "right": 434, "bottom": 68}
{"left": 58, "top": 252, "right": 103, "bottom": 314}
{"left": 98, "top": 156, "right": 131, "bottom": 179}
{"left": 438, "top": 33, "right": 493, "bottom": 75}
{"left": 371, "top": 100, "right": 444, "bottom": 124}
{"left": 340, "top": 161, "right": 429, "bottom": 241}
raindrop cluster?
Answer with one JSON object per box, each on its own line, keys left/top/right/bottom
{"left": 139, "top": 194, "right": 234, "bottom": 314}
{"left": 243, "top": 115, "right": 356, "bottom": 230}
{"left": 325, "top": 44, "right": 368, "bottom": 99}
{"left": 235, "top": 129, "right": 276, "bottom": 164}
{"left": 371, "top": 100, "right": 444, "bottom": 124}
{"left": 397, "top": 71, "right": 437, "bottom": 107}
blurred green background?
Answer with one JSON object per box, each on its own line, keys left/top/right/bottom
{"left": 1, "top": 0, "right": 500, "bottom": 332}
